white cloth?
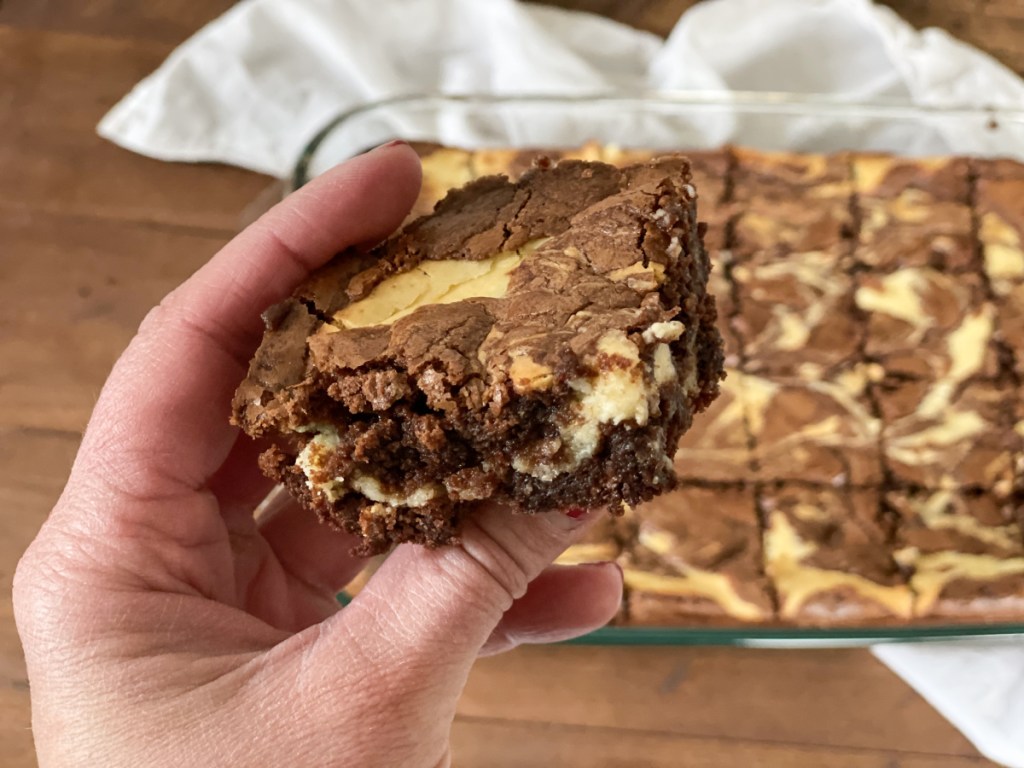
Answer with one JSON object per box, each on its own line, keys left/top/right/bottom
{"left": 98, "top": 1, "right": 1024, "bottom": 764}
{"left": 99, "top": 0, "right": 1024, "bottom": 177}
{"left": 875, "top": 642, "right": 1024, "bottom": 767}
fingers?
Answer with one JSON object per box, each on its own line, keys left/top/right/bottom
{"left": 300, "top": 507, "right": 607, "bottom": 717}
{"left": 479, "top": 562, "right": 622, "bottom": 656}
{"left": 70, "top": 143, "right": 422, "bottom": 511}
{"left": 256, "top": 488, "right": 370, "bottom": 596}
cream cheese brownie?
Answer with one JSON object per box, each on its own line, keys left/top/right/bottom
{"left": 889, "top": 489, "right": 1024, "bottom": 620}
{"left": 234, "top": 157, "right": 724, "bottom": 553}
{"left": 875, "top": 378, "right": 1020, "bottom": 498}
{"left": 761, "top": 485, "right": 913, "bottom": 624}
{"left": 855, "top": 269, "right": 1001, "bottom": 382}
{"left": 853, "top": 155, "right": 974, "bottom": 273}
{"left": 731, "top": 250, "right": 861, "bottom": 378}
{"left": 618, "top": 484, "right": 773, "bottom": 625}
{"left": 975, "top": 158, "right": 1024, "bottom": 297}
{"left": 995, "top": 282, "right": 1024, "bottom": 384}
{"left": 743, "top": 370, "right": 884, "bottom": 487}
{"left": 730, "top": 148, "right": 854, "bottom": 264}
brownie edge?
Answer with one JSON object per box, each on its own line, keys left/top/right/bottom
{"left": 233, "top": 156, "right": 724, "bottom": 554}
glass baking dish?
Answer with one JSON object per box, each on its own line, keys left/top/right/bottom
{"left": 297, "top": 92, "right": 1024, "bottom": 647}
{"left": 293, "top": 91, "right": 1024, "bottom": 189}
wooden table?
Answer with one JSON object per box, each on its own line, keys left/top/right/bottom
{"left": 2, "top": 2, "right": 1020, "bottom": 765}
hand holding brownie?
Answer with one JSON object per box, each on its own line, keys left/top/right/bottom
{"left": 13, "top": 143, "right": 623, "bottom": 768}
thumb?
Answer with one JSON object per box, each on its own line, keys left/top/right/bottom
{"left": 317, "top": 507, "right": 604, "bottom": 704}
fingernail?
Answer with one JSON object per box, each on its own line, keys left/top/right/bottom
{"left": 382, "top": 139, "right": 409, "bottom": 149}
{"left": 565, "top": 506, "right": 588, "bottom": 519}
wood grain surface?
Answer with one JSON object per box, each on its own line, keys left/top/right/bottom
{"left": 1, "top": 1, "right": 1018, "bottom": 766}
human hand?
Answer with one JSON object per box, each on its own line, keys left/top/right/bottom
{"left": 13, "top": 142, "right": 623, "bottom": 768}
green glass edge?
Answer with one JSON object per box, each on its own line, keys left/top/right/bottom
{"left": 565, "top": 624, "right": 1024, "bottom": 645}
{"left": 337, "top": 594, "right": 1024, "bottom": 645}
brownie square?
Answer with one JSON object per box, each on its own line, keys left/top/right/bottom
{"left": 889, "top": 489, "right": 1024, "bottom": 620}
{"left": 619, "top": 484, "right": 773, "bottom": 624}
{"left": 761, "top": 485, "right": 912, "bottom": 624}
{"left": 745, "top": 371, "right": 884, "bottom": 486}
{"left": 876, "top": 379, "right": 1020, "bottom": 498}
{"left": 852, "top": 155, "right": 974, "bottom": 272}
{"left": 731, "top": 249, "right": 861, "bottom": 378}
{"left": 233, "top": 157, "right": 724, "bottom": 553}
{"left": 730, "top": 148, "right": 853, "bottom": 263}
{"left": 854, "top": 268, "right": 1001, "bottom": 382}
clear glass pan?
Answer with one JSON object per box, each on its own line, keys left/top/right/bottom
{"left": 294, "top": 91, "right": 1024, "bottom": 189}
{"left": 302, "top": 92, "right": 1024, "bottom": 646}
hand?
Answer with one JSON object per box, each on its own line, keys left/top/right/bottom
{"left": 13, "top": 143, "right": 622, "bottom": 768}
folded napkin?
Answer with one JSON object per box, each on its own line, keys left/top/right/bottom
{"left": 99, "top": 0, "right": 1024, "bottom": 764}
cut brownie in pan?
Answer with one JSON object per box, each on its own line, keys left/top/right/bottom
{"left": 731, "top": 249, "right": 861, "bottom": 379}
{"left": 852, "top": 155, "right": 974, "bottom": 272}
{"left": 730, "top": 148, "right": 853, "bottom": 263}
{"left": 854, "top": 269, "right": 1001, "bottom": 381}
{"left": 743, "top": 371, "right": 884, "bottom": 487}
{"left": 995, "top": 282, "right": 1024, "bottom": 383}
{"left": 618, "top": 484, "right": 773, "bottom": 625}
{"left": 233, "top": 157, "right": 724, "bottom": 553}
{"left": 889, "top": 489, "right": 1024, "bottom": 620}
{"left": 761, "top": 485, "right": 913, "bottom": 624}
{"left": 976, "top": 160, "right": 1024, "bottom": 383}
{"left": 876, "top": 378, "right": 1020, "bottom": 498}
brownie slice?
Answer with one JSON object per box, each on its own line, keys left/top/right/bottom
{"left": 731, "top": 250, "right": 861, "bottom": 379}
{"left": 875, "top": 378, "right": 1020, "bottom": 498}
{"left": 854, "top": 268, "right": 1001, "bottom": 382}
{"left": 889, "top": 489, "right": 1024, "bottom": 620}
{"left": 618, "top": 484, "right": 773, "bottom": 625}
{"left": 852, "top": 154, "right": 974, "bottom": 273}
{"left": 730, "top": 147, "right": 853, "bottom": 265}
{"left": 743, "top": 370, "right": 884, "bottom": 487}
{"left": 761, "top": 485, "right": 913, "bottom": 624}
{"left": 233, "top": 157, "right": 724, "bottom": 553}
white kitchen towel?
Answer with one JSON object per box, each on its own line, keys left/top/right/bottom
{"left": 98, "top": 1, "right": 1024, "bottom": 764}
{"left": 874, "top": 641, "right": 1024, "bottom": 767}
{"left": 99, "top": 0, "right": 1024, "bottom": 177}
